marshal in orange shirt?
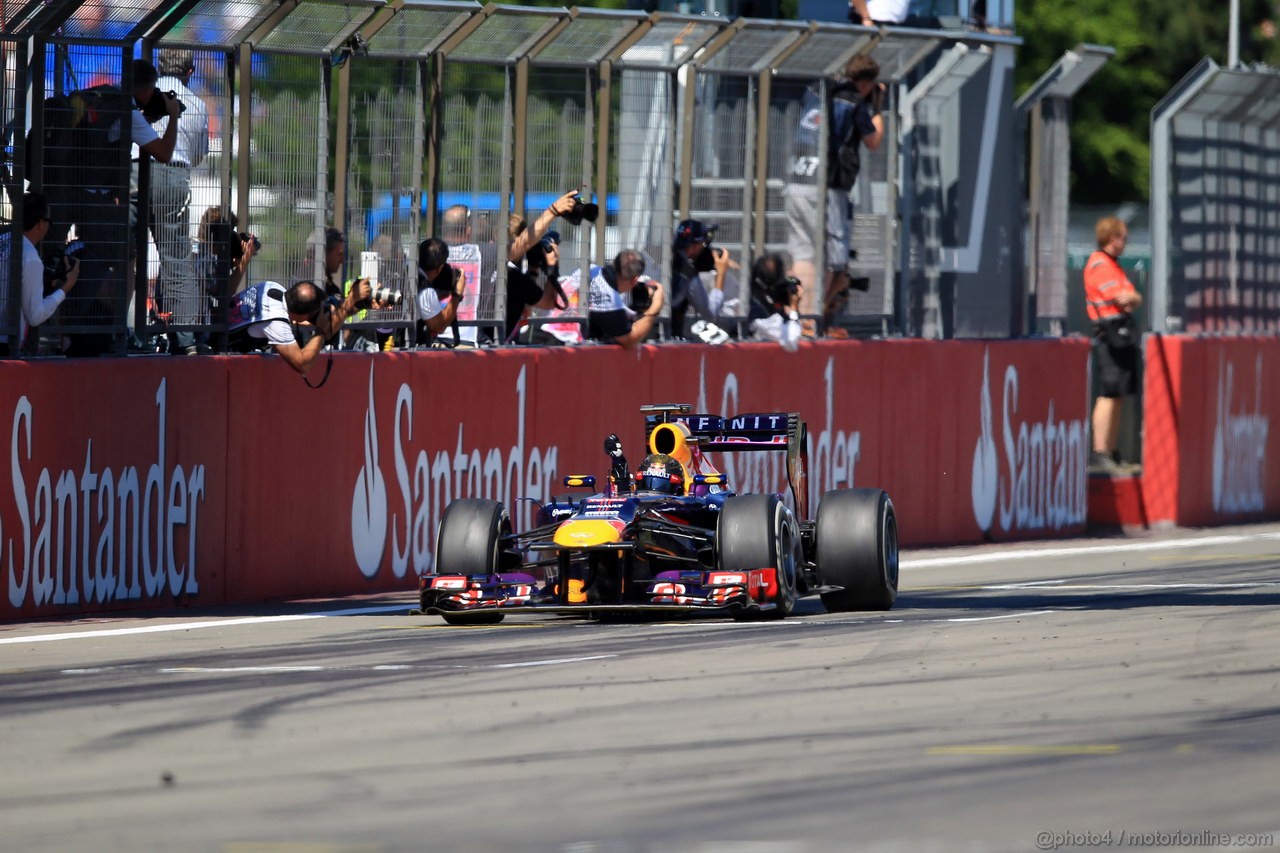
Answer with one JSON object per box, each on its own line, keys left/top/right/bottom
{"left": 1083, "top": 250, "right": 1136, "bottom": 323}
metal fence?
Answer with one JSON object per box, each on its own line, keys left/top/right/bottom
{"left": 2, "top": 0, "right": 1024, "bottom": 356}
{"left": 1151, "top": 58, "right": 1280, "bottom": 335}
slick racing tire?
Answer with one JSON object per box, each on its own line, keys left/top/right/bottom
{"left": 816, "top": 488, "right": 898, "bottom": 612}
{"left": 432, "top": 499, "right": 512, "bottom": 626}
{"left": 436, "top": 498, "right": 512, "bottom": 575}
{"left": 716, "top": 493, "right": 799, "bottom": 620}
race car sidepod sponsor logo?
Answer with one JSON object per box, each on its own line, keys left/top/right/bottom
{"left": 1212, "top": 354, "right": 1268, "bottom": 515}
{"left": 352, "top": 363, "right": 559, "bottom": 578}
{"left": 5, "top": 379, "right": 208, "bottom": 610}
{"left": 971, "top": 348, "right": 1086, "bottom": 534}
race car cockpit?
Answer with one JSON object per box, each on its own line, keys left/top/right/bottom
{"left": 635, "top": 453, "right": 686, "bottom": 495}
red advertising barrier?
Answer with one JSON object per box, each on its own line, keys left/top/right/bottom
{"left": 1141, "top": 335, "right": 1280, "bottom": 526}
{"left": 0, "top": 338, "right": 1091, "bottom": 619}
{"left": 0, "top": 359, "right": 229, "bottom": 619}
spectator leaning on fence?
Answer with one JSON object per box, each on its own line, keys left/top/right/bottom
{"left": 227, "top": 278, "right": 379, "bottom": 375}
{"left": 1084, "top": 216, "right": 1143, "bottom": 472}
{"left": 587, "top": 249, "right": 665, "bottom": 350}
{"left": 0, "top": 192, "right": 80, "bottom": 356}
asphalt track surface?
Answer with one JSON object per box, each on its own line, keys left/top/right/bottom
{"left": 3, "top": 525, "right": 1280, "bottom": 853}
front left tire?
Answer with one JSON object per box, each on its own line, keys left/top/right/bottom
{"left": 716, "top": 493, "right": 799, "bottom": 619}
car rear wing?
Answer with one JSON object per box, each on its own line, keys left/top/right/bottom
{"left": 641, "top": 404, "right": 810, "bottom": 520}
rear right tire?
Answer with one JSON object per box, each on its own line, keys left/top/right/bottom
{"left": 816, "top": 488, "right": 898, "bottom": 612}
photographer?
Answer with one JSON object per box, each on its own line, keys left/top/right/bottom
{"left": 784, "top": 53, "right": 884, "bottom": 338}
{"left": 53, "top": 60, "right": 181, "bottom": 358}
{"left": 745, "top": 253, "right": 803, "bottom": 352}
{"left": 415, "top": 238, "right": 467, "bottom": 347}
{"left": 227, "top": 278, "right": 378, "bottom": 376}
{"left": 137, "top": 49, "right": 209, "bottom": 355}
{"left": 587, "top": 249, "right": 665, "bottom": 350}
{"left": 503, "top": 229, "right": 567, "bottom": 343}
{"left": 0, "top": 192, "right": 80, "bottom": 355}
{"left": 499, "top": 191, "right": 580, "bottom": 342}
{"left": 196, "top": 207, "right": 256, "bottom": 342}
{"left": 669, "top": 218, "right": 733, "bottom": 339}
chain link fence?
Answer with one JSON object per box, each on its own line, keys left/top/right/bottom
{"left": 3, "top": 0, "right": 1073, "bottom": 358}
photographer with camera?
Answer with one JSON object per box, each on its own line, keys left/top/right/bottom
{"left": 415, "top": 238, "right": 468, "bottom": 348}
{"left": 0, "top": 192, "right": 80, "bottom": 356}
{"left": 46, "top": 60, "right": 182, "bottom": 358}
{"left": 227, "top": 278, "right": 381, "bottom": 377}
{"left": 195, "top": 207, "right": 257, "bottom": 339}
{"left": 668, "top": 219, "right": 734, "bottom": 341}
{"left": 745, "top": 253, "right": 803, "bottom": 352}
{"left": 784, "top": 54, "right": 884, "bottom": 339}
{"left": 134, "top": 49, "right": 209, "bottom": 355}
{"left": 494, "top": 190, "right": 585, "bottom": 342}
{"left": 501, "top": 226, "right": 571, "bottom": 343}
{"left": 587, "top": 249, "right": 665, "bottom": 350}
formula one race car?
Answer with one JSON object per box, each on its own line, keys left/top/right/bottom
{"left": 417, "top": 403, "right": 898, "bottom": 625}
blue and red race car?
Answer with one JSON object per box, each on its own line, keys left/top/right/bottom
{"left": 416, "top": 403, "right": 898, "bottom": 625}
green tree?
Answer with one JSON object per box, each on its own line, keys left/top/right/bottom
{"left": 1016, "top": 0, "right": 1278, "bottom": 202}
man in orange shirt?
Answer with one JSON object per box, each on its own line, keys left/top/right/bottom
{"left": 1083, "top": 216, "right": 1143, "bottom": 470}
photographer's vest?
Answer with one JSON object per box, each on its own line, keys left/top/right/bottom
{"left": 228, "top": 280, "right": 288, "bottom": 336}
{"left": 789, "top": 84, "right": 863, "bottom": 192}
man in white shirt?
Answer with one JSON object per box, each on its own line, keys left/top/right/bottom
{"left": 849, "top": 0, "right": 909, "bottom": 25}
{"left": 0, "top": 192, "right": 80, "bottom": 355}
{"left": 144, "top": 49, "right": 210, "bottom": 354}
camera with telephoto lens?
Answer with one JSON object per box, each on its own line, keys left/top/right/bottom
{"left": 141, "top": 89, "right": 186, "bottom": 123}
{"left": 43, "top": 239, "right": 85, "bottom": 289}
{"left": 563, "top": 194, "right": 599, "bottom": 227}
{"left": 230, "top": 231, "right": 260, "bottom": 263}
{"left": 691, "top": 226, "right": 721, "bottom": 274}
{"left": 770, "top": 275, "right": 801, "bottom": 306}
{"left": 354, "top": 285, "right": 403, "bottom": 310}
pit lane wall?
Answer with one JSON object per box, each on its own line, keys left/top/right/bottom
{"left": 1141, "top": 335, "right": 1280, "bottom": 527}
{"left": 0, "top": 334, "right": 1201, "bottom": 621}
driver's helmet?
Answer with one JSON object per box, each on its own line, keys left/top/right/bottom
{"left": 636, "top": 453, "right": 685, "bottom": 495}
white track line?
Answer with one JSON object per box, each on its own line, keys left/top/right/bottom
{"left": 490, "top": 654, "right": 617, "bottom": 668}
{"left": 938, "top": 610, "right": 1056, "bottom": 623}
{"left": 7, "top": 530, "right": 1279, "bottom": 646}
{"left": 0, "top": 603, "right": 410, "bottom": 645}
{"left": 902, "top": 532, "right": 1280, "bottom": 569}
